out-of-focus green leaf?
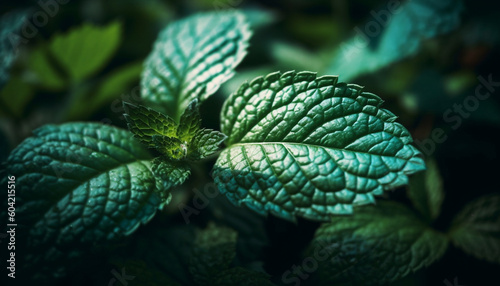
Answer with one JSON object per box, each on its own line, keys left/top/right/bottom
{"left": 449, "top": 193, "right": 500, "bottom": 264}
{"left": 0, "top": 76, "right": 34, "bottom": 118}
{"left": 408, "top": 158, "right": 444, "bottom": 221}
{"left": 4, "top": 123, "right": 166, "bottom": 277}
{"left": 28, "top": 47, "right": 66, "bottom": 90}
{"left": 213, "top": 71, "right": 425, "bottom": 222}
{"left": 66, "top": 61, "right": 142, "bottom": 120}
{"left": 49, "top": 21, "right": 122, "bottom": 82}
{"left": 306, "top": 201, "right": 448, "bottom": 286}
{"left": 326, "top": 0, "right": 463, "bottom": 81}
{"left": 141, "top": 11, "right": 251, "bottom": 120}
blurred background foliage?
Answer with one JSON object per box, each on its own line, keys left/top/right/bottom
{"left": 1, "top": 0, "right": 499, "bottom": 285}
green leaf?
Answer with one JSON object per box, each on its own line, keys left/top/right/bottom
{"left": 449, "top": 193, "right": 500, "bottom": 264}
{"left": 5, "top": 123, "right": 167, "bottom": 275}
{"left": 213, "top": 71, "right": 425, "bottom": 222}
{"left": 152, "top": 135, "right": 186, "bottom": 160}
{"left": 151, "top": 157, "right": 191, "bottom": 193}
{"left": 49, "top": 21, "right": 122, "bottom": 81}
{"left": 177, "top": 99, "right": 202, "bottom": 143}
{"left": 188, "top": 128, "right": 227, "bottom": 160}
{"left": 141, "top": 11, "right": 252, "bottom": 120}
{"left": 28, "top": 46, "right": 67, "bottom": 90}
{"left": 408, "top": 158, "right": 444, "bottom": 221}
{"left": 0, "top": 76, "right": 34, "bottom": 118}
{"left": 66, "top": 61, "right": 142, "bottom": 120}
{"left": 325, "top": 0, "right": 463, "bottom": 81}
{"left": 307, "top": 201, "right": 448, "bottom": 286}
{"left": 123, "top": 102, "right": 177, "bottom": 148}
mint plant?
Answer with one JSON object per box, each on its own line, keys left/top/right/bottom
{"left": 2, "top": 9, "right": 499, "bottom": 286}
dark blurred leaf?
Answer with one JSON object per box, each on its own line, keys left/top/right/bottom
{"left": 326, "top": 0, "right": 463, "bottom": 81}
{"left": 306, "top": 201, "right": 448, "bottom": 286}
{"left": 110, "top": 259, "right": 181, "bottom": 286}
{"left": 189, "top": 223, "right": 275, "bottom": 286}
{"left": 132, "top": 224, "right": 198, "bottom": 286}
{"left": 408, "top": 158, "right": 444, "bottom": 221}
{"left": 189, "top": 223, "right": 238, "bottom": 285}
{"left": 449, "top": 193, "right": 500, "bottom": 264}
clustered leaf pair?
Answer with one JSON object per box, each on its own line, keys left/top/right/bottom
{"left": 123, "top": 99, "right": 226, "bottom": 199}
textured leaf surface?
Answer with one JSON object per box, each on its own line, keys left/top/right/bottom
{"left": 449, "top": 193, "right": 500, "bottom": 264}
{"left": 49, "top": 21, "right": 122, "bottom": 81}
{"left": 151, "top": 157, "right": 191, "bottom": 192}
{"left": 124, "top": 102, "right": 177, "bottom": 148}
{"left": 213, "top": 71, "right": 425, "bottom": 221}
{"left": 5, "top": 123, "right": 166, "bottom": 272}
{"left": 306, "top": 201, "right": 448, "bottom": 286}
{"left": 188, "top": 129, "right": 227, "bottom": 160}
{"left": 177, "top": 99, "right": 202, "bottom": 143}
{"left": 408, "top": 158, "right": 444, "bottom": 221}
{"left": 141, "top": 11, "right": 251, "bottom": 120}
{"left": 326, "top": 0, "right": 463, "bottom": 81}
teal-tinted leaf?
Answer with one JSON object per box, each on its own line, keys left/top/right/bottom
{"left": 141, "top": 11, "right": 252, "bottom": 120}
{"left": 449, "top": 193, "right": 500, "bottom": 264}
{"left": 152, "top": 135, "right": 186, "bottom": 160}
{"left": 49, "top": 21, "right": 122, "bottom": 81}
{"left": 123, "top": 102, "right": 177, "bottom": 148}
{"left": 213, "top": 71, "right": 425, "bottom": 222}
{"left": 177, "top": 99, "right": 202, "bottom": 143}
{"left": 151, "top": 157, "right": 191, "bottom": 193}
{"left": 188, "top": 128, "right": 227, "bottom": 160}
{"left": 0, "top": 10, "right": 27, "bottom": 88}
{"left": 307, "top": 201, "right": 448, "bottom": 286}
{"left": 408, "top": 158, "right": 444, "bottom": 221}
{"left": 5, "top": 123, "right": 167, "bottom": 275}
{"left": 326, "top": 0, "right": 463, "bottom": 81}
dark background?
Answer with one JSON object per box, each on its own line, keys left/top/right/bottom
{"left": 1, "top": 0, "right": 499, "bottom": 285}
